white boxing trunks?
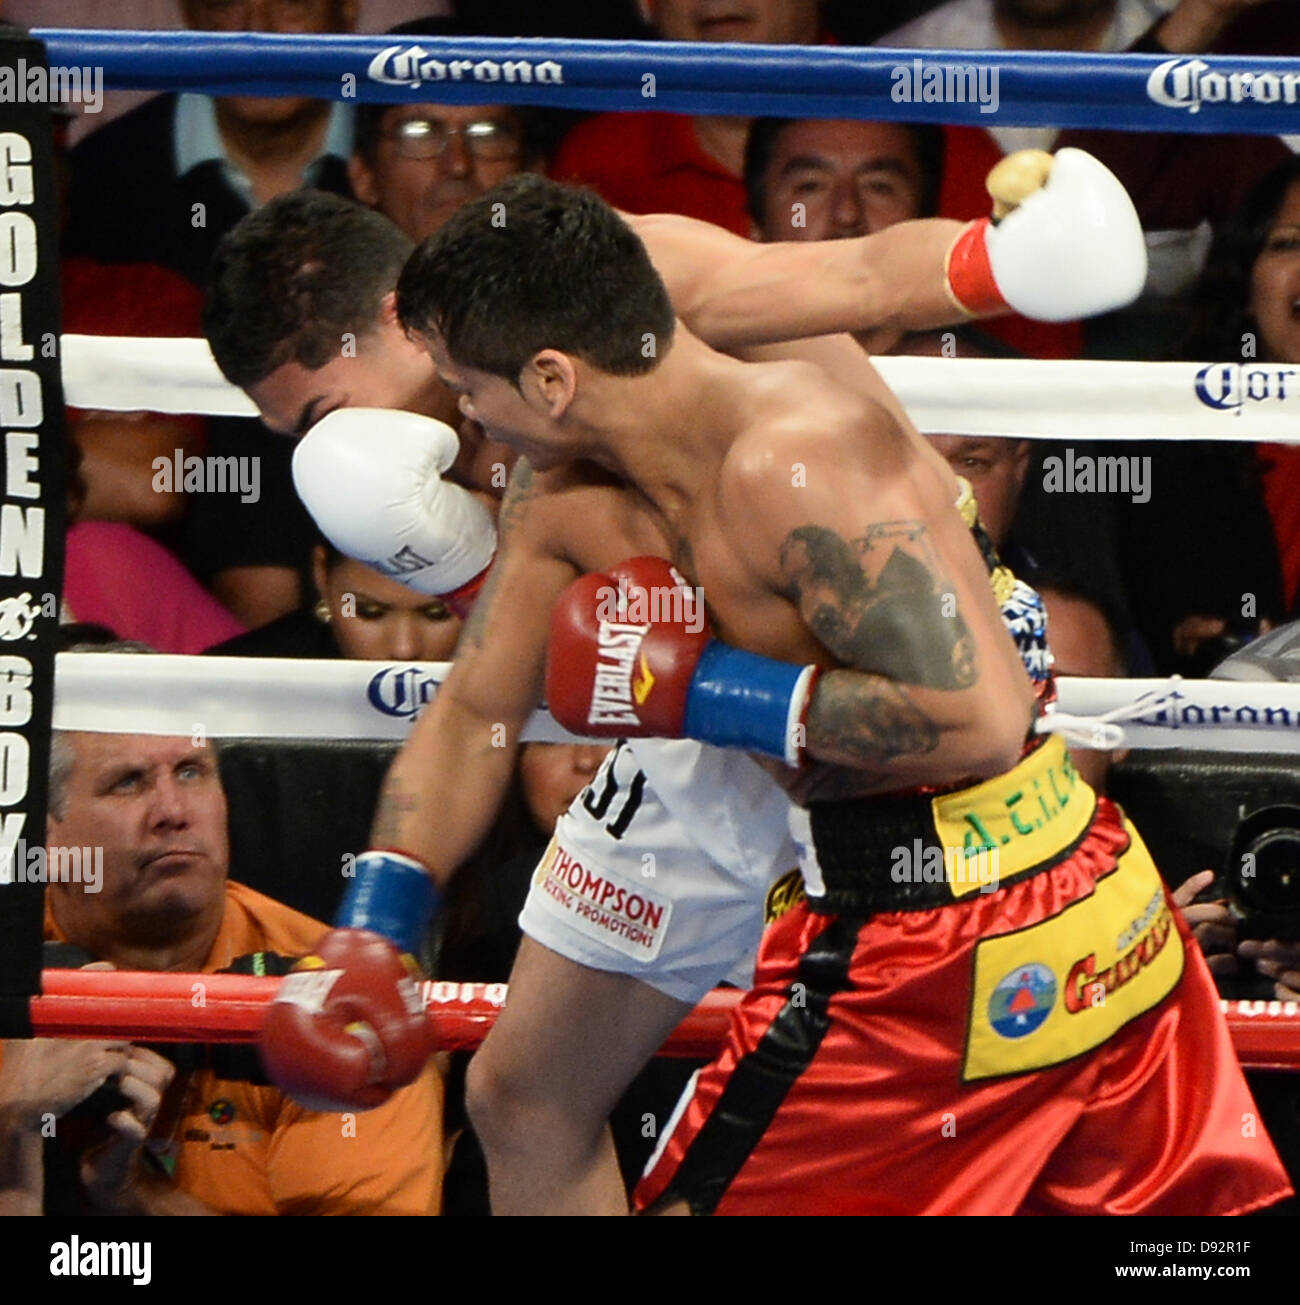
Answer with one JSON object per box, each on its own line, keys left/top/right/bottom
{"left": 518, "top": 738, "right": 800, "bottom": 1004}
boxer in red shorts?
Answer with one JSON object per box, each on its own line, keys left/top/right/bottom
{"left": 636, "top": 737, "right": 1281, "bottom": 1215}
{"left": 263, "top": 169, "right": 1289, "bottom": 1214}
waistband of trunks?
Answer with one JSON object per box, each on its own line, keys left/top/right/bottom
{"left": 805, "top": 735, "right": 1098, "bottom": 915}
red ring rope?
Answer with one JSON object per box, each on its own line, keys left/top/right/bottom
{"left": 26, "top": 969, "right": 1300, "bottom": 1068}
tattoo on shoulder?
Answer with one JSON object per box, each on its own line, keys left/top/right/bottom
{"left": 779, "top": 522, "right": 977, "bottom": 690}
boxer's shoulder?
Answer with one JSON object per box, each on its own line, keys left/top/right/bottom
{"left": 719, "top": 376, "right": 907, "bottom": 511}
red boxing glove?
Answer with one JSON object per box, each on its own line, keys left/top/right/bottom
{"left": 547, "top": 557, "right": 707, "bottom": 739}
{"left": 258, "top": 928, "right": 432, "bottom": 1112}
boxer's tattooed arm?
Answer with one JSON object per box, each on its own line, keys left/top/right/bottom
{"left": 779, "top": 522, "right": 978, "bottom": 690}
{"left": 371, "top": 778, "right": 421, "bottom": 849}
{"left": 804, "top": 672, "right": 940, "bottom": 772}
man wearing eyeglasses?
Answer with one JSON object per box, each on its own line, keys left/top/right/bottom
{"left": 347, "top": 17, "right": 543, "bottom": 243}
{"left": 350, "top": 102, "right": 538, "bottom": 243}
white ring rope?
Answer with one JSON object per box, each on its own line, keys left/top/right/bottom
{"left": 62, "top": 335, "right": 259, "bottom": 421}
{"left": 59, "top": 335, "right": 1300, "bottom": 443}
{"left": 46, "top": 655, "right": 1300, "bottom": 753}
{"left": 50, "top": 654, "right": 579, "bottom": 744}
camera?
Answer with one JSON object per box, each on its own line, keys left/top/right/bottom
{"left": 1109, "top": 750, "right": 1300, "bottom": 997}
{"left": 1228, "top": 805, "right": 1300, "bottom": 942}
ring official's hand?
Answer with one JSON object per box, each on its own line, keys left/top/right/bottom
{"left": 80, "top": 1046, "right": 175, "bottom": 1212}
{"left": 0, "top": 1038, "right": 131, "bottom": 1125}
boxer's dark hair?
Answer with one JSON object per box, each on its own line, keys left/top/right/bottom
{"left": 204, "top": 190, "right": 412, "bottom": 388}
{"left": 743, "top": 118, "right": 945, "bottom": 231}
{"left": 396, "top": 174, "right": 675, "bottom": 384}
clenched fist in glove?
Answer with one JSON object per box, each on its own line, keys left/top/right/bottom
{"left": 292, "top": 408, "right": 496, "bottom": 616}
{"left": 944, "top": 147, "right": 1147, "bottom": 323}
{"left": 547, "top": 556, "right": 820, "bottom": 766}
{"left": 259, "top": 852, "right": 438, "bottom": 1112}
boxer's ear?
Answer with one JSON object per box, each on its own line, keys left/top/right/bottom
{"left": 380, "top": 292, "right": 425, "bottom": 354}
{"left": 523, "top": 350, "right": 577, "bottom": 419}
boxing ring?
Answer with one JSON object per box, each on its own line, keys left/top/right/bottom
{"left": 6, "top": 27, "right": 1300, "bottom": 1072}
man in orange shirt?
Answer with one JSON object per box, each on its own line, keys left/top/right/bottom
{"left": 3, "top": 703, "right": 442, "bottom": 1215}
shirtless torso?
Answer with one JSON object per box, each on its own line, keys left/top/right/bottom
{"left": 424, "top": 324, "right": 1033, "bottom": 820}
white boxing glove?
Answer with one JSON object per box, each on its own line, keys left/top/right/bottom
{"left": 944, "top": 147, "right": 1148, "bottom": 324}
{"left": 292, "top": 407, "right": 496, "bottom": 615}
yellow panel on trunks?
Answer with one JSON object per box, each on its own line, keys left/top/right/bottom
{"left": 931, "top": 735, "right": 1094, "bottom": 895}
{"left": 962, "top": 829, "right": 1184, "bottom": 1082}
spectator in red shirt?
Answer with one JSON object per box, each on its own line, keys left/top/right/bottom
{"left": 552, "top": 1, "right": 823, "bottom": 235}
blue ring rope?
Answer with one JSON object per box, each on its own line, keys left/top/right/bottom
{"left": 26, "top": 29, "right": 1300, "bottom": 135}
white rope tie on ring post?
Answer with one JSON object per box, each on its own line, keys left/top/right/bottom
{"left": 1037, "top": 677, "right": 1189, "bottom": 751}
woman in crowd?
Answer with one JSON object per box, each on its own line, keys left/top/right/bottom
{"left": 210, "top": 537, "right": 463, "bottom": 662}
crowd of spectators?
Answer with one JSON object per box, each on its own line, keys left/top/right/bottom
{"left": 3, "top": 0, "right": 1300, "bottom": 1214}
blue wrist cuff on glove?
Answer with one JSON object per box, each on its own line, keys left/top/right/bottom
{"left": 683, "top": 643, "right": 817, "bottom": 766}
{"left": 335, "top": 851, "right": 441, "bottom": 955}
